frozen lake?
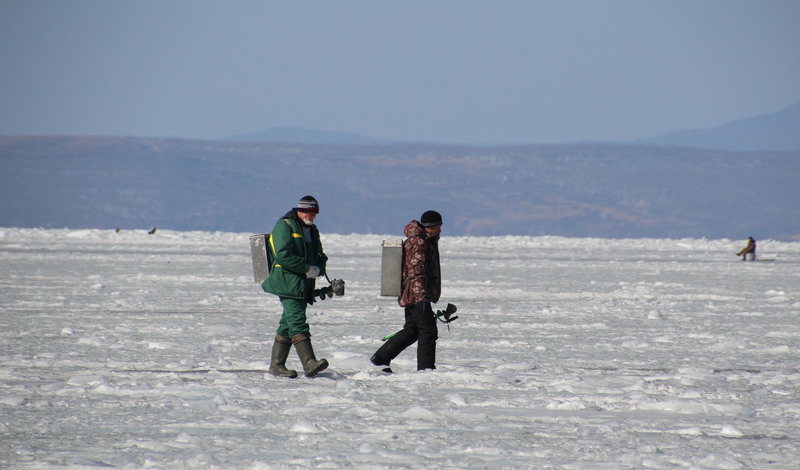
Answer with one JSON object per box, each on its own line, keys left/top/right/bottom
{"left": 1, "top": 227, "right": 799, "bottom": 468}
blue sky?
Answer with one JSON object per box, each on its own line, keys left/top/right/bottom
{"left": 1, "top": 0, "right": 798, "bottom": 144}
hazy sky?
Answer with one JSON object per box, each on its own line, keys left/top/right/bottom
{"left": 2, "top": 1, "right": 799, "bottom": 144}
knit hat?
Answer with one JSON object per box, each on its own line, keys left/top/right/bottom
{"left": 297, "top": 195, "right": 319, "bottom": 213}
{"left": 420, "top": 210, "right": 442, "bottom": 227}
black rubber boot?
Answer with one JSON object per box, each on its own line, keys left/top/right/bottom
{"left": 291, "top": 334, "right": 329, "bottom": 377}
{"left": 369, "top": 353, "right": 394, "bottom": 374}
{"left": 269, "top": 335, "right": 298, "bottom": 378}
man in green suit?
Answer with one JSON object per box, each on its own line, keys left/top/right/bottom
{"left": 262, "top": 195, "right": 330, "bottom": 378}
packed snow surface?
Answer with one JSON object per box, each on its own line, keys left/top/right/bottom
{"left": 1, "top": 227, "right": 799, "bottom": 469}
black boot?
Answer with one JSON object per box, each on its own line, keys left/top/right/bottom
{"left": 369, "top": 353, "right": 393, "bottom": 373}
{"left": 292, "top": 334, "right": 329, "bottom": 377}
{"left": 269, "top": 335, "right": 298, "bottom": 378}
{"left": 370, "top": 353, "right": 390, "bottom": 367}
{"left": 371, "top": 329, "right": 418, "bottom": 370}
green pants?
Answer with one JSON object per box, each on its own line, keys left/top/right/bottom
{"left": 276, "top": 297, "right": 310, "bottom": 338}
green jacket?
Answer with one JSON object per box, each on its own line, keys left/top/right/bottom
{"left": 261, "top": 210, "right": 328, "bottom": 304}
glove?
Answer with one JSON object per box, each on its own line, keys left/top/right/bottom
{"left": 305, "top": 266, "right": 320, "bottom": 278}
{"left": 317, "top": 286, "right": 334, "bottom": 301}
{"left": 435, "top": 303, "right": 458, "bottom": 322}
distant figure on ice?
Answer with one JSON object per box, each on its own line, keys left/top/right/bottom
{"left": 736, "top": 237, "right": 757, "bottom": 261}
{"left": 261, "top": 196, "right": 331, "bottom": 378}
{"left": 371, "top": 210, "right": 444, "bottom": 372}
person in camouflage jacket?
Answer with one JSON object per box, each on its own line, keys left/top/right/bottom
{"left": 371, "top": 210, "right": 443, "bottom": 371}
{"left": 261, "top": 196, "right": 330, "bottom": 378}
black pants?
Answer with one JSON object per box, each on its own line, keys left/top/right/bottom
{"left": 374, "top": 302, "right": 438, "bottom": 370}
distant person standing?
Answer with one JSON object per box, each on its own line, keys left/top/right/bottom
{"left": 261, "top": 196, "right": 330, "bottom": 378}
{"left": 736, "top": 237, "right": 757, "bottom": 261}
{"left": 371, "top": 210, "right": 443, "bottom": 372}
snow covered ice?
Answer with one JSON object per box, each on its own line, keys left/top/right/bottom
{"left": 1, "top": 227, "right": 799, "bottom": 469}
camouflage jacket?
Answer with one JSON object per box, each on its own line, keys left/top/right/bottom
{"left": 399, "top": 220, "right": 441, "bottom": 307}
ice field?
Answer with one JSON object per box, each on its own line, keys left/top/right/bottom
{"left": 1, "top": 227, "right": 799, "bottom": 469}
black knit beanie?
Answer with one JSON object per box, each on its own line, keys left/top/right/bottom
{"left": 420, "top": 210, "right": 443, "bottom": 227}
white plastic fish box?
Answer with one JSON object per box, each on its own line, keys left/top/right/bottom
{"left": 380, "top": 239, "right": 403, "bottom": 297}
{"left": 249, "top": 233, "right": 272, "bottom": 284}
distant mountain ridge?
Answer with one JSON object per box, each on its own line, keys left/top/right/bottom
{"left": 225, "top": 126, "right": 393, "bottom": 145}
{"left": 226, "top": 103, "right": 800, "bottom": 152}
{"left": 1, "top": 135, "right": 798, "bottom": 240}
{"left": 636, "top": 102, "right": 800, "bottom": 151}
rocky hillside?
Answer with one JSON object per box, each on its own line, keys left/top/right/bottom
{"left": 1, "top": 135, "right": 797, "bottom": 240}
